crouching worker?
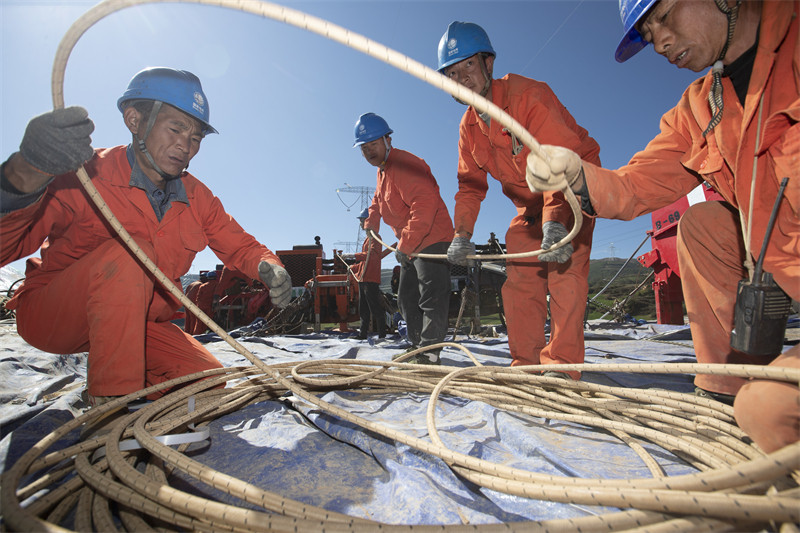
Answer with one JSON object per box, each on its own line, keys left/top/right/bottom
{"left": 0, "top": 67, "right": 292, "bottom": 407}
{"left": 526, "top": 1, "right": 798, "bottom": 452}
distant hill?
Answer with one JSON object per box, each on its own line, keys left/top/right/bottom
{"left": 588, "top": 257, "right": 651, "bottom": 288}
{"left": 586, "top": 257, "right": 657, "bottom": 320}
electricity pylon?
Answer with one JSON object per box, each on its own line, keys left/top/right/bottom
{"left": 336, "top": 183, "right": 374, "bottom": 250}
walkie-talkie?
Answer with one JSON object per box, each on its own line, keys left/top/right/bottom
{"left": 730, "top": 177, "right": 792, "bottom": 357}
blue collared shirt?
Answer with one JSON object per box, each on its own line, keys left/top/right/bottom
{"left": 126, "top": 145, "right": 189, "bottom": 221}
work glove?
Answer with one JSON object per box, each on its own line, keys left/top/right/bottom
{"left": 447, "top": 236, "right": 476, "bottom": 266}
{"left": 258, "top": 261, "right": 292, "bottom": 308}
{"left": 539, "top": 221, "right": 573, "bottom": 263}
{"left": 525, "top": 145, "right": 584, "bottom": 193}
{"left": 395, "top": 250, "right": 412, "bottom": 268}
{"left": 20, "top": 106, "right": 95, "bottom": 176}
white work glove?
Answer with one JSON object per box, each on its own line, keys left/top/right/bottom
{"left": 539, "top": 221, "right": 573, "bottom": 263}
{"left": 526, "top": 145, "right": 584, "bottom": 193}
{"left": 447, "top": 236, "right": 476, "bottom": 266}
{"left": 258, "top": 261, "right": 292, "bottom": 308}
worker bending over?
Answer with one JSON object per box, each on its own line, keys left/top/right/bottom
{"left": 438, "top": 22, "right": 600, "bottom": 380}
{"left": 0, "top": 67, "right": 292, "bottom": 407}
{"left": 526, "top": 0, "right": 798, "bottom": 452}
{"left": 354, "top": 113, "right": 454, "bottom": 364}
{"left": 343, "top": 208, "right": 393, "bottom": 340}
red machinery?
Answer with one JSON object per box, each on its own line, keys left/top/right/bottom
{"left": 637, "top": 184, "right": 724, "bottom": 324}
{"left": 276, "top": 242, "right": 359, "bottom": 332}
{"left": 182, "top": 240, "right": 360, "bottom": 334}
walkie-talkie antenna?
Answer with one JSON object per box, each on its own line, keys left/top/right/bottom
{"left": 751, "top": 177, "right": 789, "bottom": 284}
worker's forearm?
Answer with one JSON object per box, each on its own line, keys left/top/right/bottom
{"left": 2, "top": 152, "right": 55, "bottom": 194}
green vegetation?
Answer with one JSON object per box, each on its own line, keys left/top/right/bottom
{"left": 587, "top": 258, "right": 658, "bottom": 321}
{"left": 376, "top": 257, "right": 664, "bottom": 327}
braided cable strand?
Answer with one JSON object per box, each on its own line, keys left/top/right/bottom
{"left": 2, "top": 0, "right": 797, "bottom": 531}
{"left": 4, "top": 357, "right": 800, "bottom": 529}
{"left": 52, "top": 0, "right": 581, "bottom": 265}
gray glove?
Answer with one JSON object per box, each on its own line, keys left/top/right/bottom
{"left": 20, "top": 106, "right": 95, "bottom": 175}
{"left": 258, "top": 261, "right": 292, "bottom": 308}
{"left": 395, "top": 250, "right": 412, "bottom": 267}
{"left": 447, "top": 236, "right": 476, "bottom": 266}
{"left": 539, "top": 221, "right": 573, "bottom": 263}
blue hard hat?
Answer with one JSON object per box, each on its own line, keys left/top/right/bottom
{"left": 615, "top": 0, "right": 658, "bottom": 63}
{"left": 437, "top": 21, "right": 495, "bottom": 73}
{"left": 357, "top": 207, "right": 369, "bottom": 220}
{"left": 353, "top": 113, "right": 393, "bottom": 147}
{"left": 117, "top": 67, "right": 218, "bottom": 134}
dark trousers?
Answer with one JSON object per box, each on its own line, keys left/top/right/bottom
{"left": 358, "top": 281, "right": 385, "bottom": 337}
{"left": 398, "top": 241, "right": 451, "bottom": 348}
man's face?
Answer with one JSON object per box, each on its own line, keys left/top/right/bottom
{"left": 442, "top": 54, "right": 493, "bottom": 93}
{"left": 360, "top": 137, "right": 387, "bottom": 167}
{"left": 637, "top": 0, "right": 728, "bottom": 72}
{"left": 140, "top": 104, "right": 204, "bottom": 177}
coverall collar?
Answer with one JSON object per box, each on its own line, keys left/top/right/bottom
{"left": 466, "top": 77, "right": 508, "bottom": 130}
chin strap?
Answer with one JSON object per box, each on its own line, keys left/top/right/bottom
{"left": 382, "top": 137, "right": 391, "bottom": 164}
{"left": 702, "top": 0, "right": 742, "bottom": 137}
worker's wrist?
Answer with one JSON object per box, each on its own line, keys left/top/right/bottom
{"left": 454, "top": 231, "right": 472, "bottom": 239}
{"left": 2, "top": 152, "right": 54, "bottom": 194}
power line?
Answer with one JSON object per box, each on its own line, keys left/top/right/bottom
{"left": 519, "top": 0, "right": 585, "bottom": 75}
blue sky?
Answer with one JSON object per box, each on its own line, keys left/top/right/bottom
{"left": 1, "top": 0, "right": 701, "bottom": 274}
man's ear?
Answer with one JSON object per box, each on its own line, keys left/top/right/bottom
{"left": 123, "top": 107, "right": 142, "bottom": 135}
{"left": 484, "top": 55, "right": 494, "bottom": 77}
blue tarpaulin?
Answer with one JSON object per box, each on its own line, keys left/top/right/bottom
{"left": 3, "top": 319, "right": 792, "bottom": 526}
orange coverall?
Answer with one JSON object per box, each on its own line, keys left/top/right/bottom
{"left": 365, "top": 148, "right": 454, "bottom": 256}
{"left": 183, "top": 280, "right": 203, "bottom": 334}
{"left": 365, "top": 148, "right": 454, "bottom": 349}
{"left": 455, "top": 75, "right": 600, "bottom": 376}
{"left": 1, "top": 146, "right": 284, "bottom": 398}
{"left": 582, "top": 1, "right": 798, "bottom": 449}
{"left": 351, "top": 234, "right": 392, "bottom": 284}
{"left": 186, "top": 274, "right": 219, "bottom": 335}
{"left": 351, "top": 234, "right": 392, "bottom": 337}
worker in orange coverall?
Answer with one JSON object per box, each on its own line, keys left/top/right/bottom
{"left": 526, "top": 0, "right": 798, "bottom": 452}
{"left": 342, "top": 208, "right": 393, "bottom": 340}
{"left": 186, "top": 270, "right": 219, "bottom": 335}
{"left": 183, "top": 272, "right": 206, "bottom": 335}
{"left": 354, "top": 113, "right": 454, "bottom": 364}
{"left": 0, "top": 67, "right": 292, "bottom": 407}
{"left": 437, "top": 22, "right": 600, "bottom": 380}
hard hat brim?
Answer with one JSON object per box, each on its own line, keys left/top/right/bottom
{"left": 615, "top": 30, "right": 648, "bottom": 63}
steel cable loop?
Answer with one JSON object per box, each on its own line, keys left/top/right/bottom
{"left": 5, "top": 356, "right": 800, "bottom": 530}
{"left": 1, "top": 0, "right": 795, "bottom": 530}
{"left": 249, "top": 356, "right": 793, "bottom": 496}
{"left": 52, "top": 0, "right": 579, "bottom": 281}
